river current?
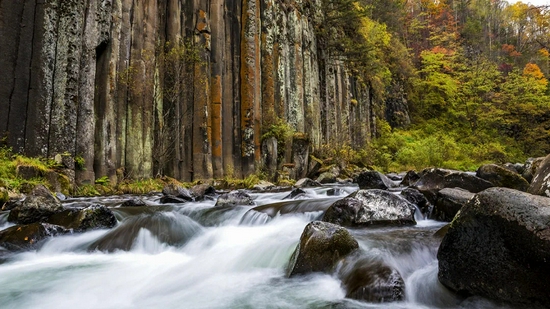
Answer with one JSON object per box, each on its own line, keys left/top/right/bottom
{"left": 0, "top": 186, "right": 514, "bottom": 309}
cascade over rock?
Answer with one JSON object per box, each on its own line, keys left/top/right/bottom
{"left": 0, "top": 0, "right": 379, "bottom": 183}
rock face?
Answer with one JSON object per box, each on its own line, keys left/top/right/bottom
{"left": 287, "top": 221, "right": 358, "bottom": 277}
{"left": 339, "top": 257, "right": 405, "bottom": 303}
{"left": 354, "top": 171, "right": 397, "bottom": 190}
{"left": 438, "top": 187, "right": 550, "bottom": 307}
{"left": 215, "top": 190, "right": 255, "bottom": 207}
{"left": 432, "top": 188, "right": 474, "bottom": 222}
{"left": 0, "top": 223, "right": 68, "bottom": 251}
{"left": 476, "top": 164, "right": 529, "bottom": 191}
{"left": 0, "top": 0, "right": 378, "bottom": 184}
{"left": 323, "top": 189, "right": 417, "bottom": 227}
{"left": 528, "top": 154, "right": 550, "bottom": 197}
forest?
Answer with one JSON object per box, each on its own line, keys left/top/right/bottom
{"left": 332, "top": 0, "right": 550, "bottom": 171}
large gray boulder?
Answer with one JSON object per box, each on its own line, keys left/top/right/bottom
{"left": 294, "top": 178, "right": 322, "bottom": 188}
{"left": 438, "top": 187, "right": 550, "bottom": 307}
{"left": 528, "top": 154, "right": 550, "bottom": 197}
{"left": 323, "top": 189, "right": 417, "bottom": 227}
{"left": 354, "top": 171, "right": 397, "bottom": 190}
{"left": 476, "top": 164, "right": 529, "bottom": 191}
{"left": 432, "top": 188, "right": 475, "bottom": 222}
{"left": 0, "top": 223, "right": 68, "bottom": 251}
{"left": 286, "top": 221, "right": 358, "bottom": 277}
{"left": 7, "top": 185, "right": 64, "bottom": 224}
{"left": 338, "top": 257, "right": 405, "bottom": 303}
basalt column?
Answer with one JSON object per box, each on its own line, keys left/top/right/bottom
{"left": 241, "top": 0, "right": 262, "bottom": 175}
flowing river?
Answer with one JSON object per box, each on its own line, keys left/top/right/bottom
{"left": 0, "top": 186, "right": 515, "bottom": 309}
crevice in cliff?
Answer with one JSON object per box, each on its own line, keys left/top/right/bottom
{"left": 21, "top": 0, "right": 38, "bottom": 152}
{"left": 46, "top": 3, "right": 62, "bottom": 158}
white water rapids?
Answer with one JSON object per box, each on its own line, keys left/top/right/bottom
{"left": 0, "top": 186, "right": 514, "bottom": 309}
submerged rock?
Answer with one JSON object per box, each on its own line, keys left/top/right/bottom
{"left": 438, "top": 187, "right": 550, "bottom": 307}
{"left": 7, "top": 185, "right": 64, "bottom": 224}
{"left": 323, "top": 189, "right": 417, "bottom": 227}
{"left": 0, "top": 223, "right": 69, "bottom": 251}
{"left": 338, "top": 257, "right": 405, "bottom": 303}
{"left": 159, "top": 195, "right": 189, "bottom": 204}
{"left": 287, "top": 221, "right": 358, "bottom": 277}
{"left": 354, "top": 171, "right": 396, "bottom": 190}
{"left": 215, "top": 190, "right": 255, "bottom": 207}
{"left": 46, "top": 204, "right": 117, "bottom": 232}
{"left": 432, "top": 188, "right": 474, "bottom": 222}
{"left": 476, "top": 164, "right": 529, "bottom": 191}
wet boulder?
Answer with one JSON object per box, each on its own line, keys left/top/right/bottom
{"left": 190, "top": 184, "right": 217, "bottom": 201}
{"left": 401, "top": 170, "right": 420, "bottom": 187}
{"left": 327, "top": 188, "right": 344, "bottom": 196}
{"left": 283, "top": 188, "right": 307, "bottom": 200}
{"left": 438, "top": 187, "right": 550, "bottom": 307}
{"left": 46, "top": 204, "right": 117, "bottom": 232}
{"left": 7, "top": 185, "right": 64, "bottom": 224}
{"left": 432, "top": 188, "right": 474, "bottom": 222}
{"left": 121, "top": 198, "right": 146, "bottom": 207}
{"left": 286, "top": 221, "right": 358, "bottom": 277}
{"left": 522, "top": 157, "right": 545, "bottom": 183}
{"left": 339, "top": 257, "right": 405, "bottom": 303}
{"left": 400, "top": 187, "right": 432, "bottom": 217}
{"left": 412, "top": 168, "right": 492, "bottom": 203}
{"left": 323, "top": 189, "right": 417, "bottom": 227}
{"left": 294, "top": 178, "right": 322, "bottom": 188}
{"left": 354, "top": 171, "right": 397, "bottom": 190}
{"left": 252, "top": 181, "right": 275, "bottom": 191}
{"left": 215, "top": 190, "right": 255, "bottom": 207}
{"left": 162, "top": 184, "right": 194, "bottom": 201}
{"left": 0, "top": 223, "right": 69, "bottom": 251}
{"left": 159, "top": 195, "right": 189, "bottom": 204}
{"left": 528, "top": 154, "right": 550, "bottom": 197}
{"left": 476, "top": 164, "right": 529, "bottom": 191}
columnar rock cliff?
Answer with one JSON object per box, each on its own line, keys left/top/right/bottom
{"left": 0, "top": 0, "right": 376, "bottom": 183}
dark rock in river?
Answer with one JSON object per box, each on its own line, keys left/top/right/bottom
{"left": 317, "top": 171, "right": 338, "bottom": 184}
{"left": 401, "top": 170, "right": 420, "bottom": 187}
{"left": 438, "top": 187, "right": 550, "bottom": 307}
{"left": 162, "top": 184, "right": 194, "bottom": 201}
{"left": 338, "top": 257, "right": 405, "bottom": 303}
{"left": 522, "top": 157, "right": 545, "bottom": 183}
{"left": 287, "top": 221, "right": 358, "bottom": 277}
{"left": 412, "top": 168, "right": 492, "bottom": 203}
{"left": 432, "top": 188, "right": 474, "bottom": 222}
{"left": 215, "top": 190, "right": 255, "bottom": 207}
{"left": 354, "top": 171, "right": 396, "bottom": 190}
{"left": 0, "top": 223, "right": 68, "bottom": 251}
{"left": 400, "top": 187, "right": 432, "bottom": 217}
{"left": 323, "top": 189, "right": 417, "bottom": 227}
{"left": 7, "top": 185, "right": 64, "bottom": 224}
{"left": 528, "top": 154, "right": 550, "bottom": 197}
{"left": 190, "top": 184, "right": 217, "bottom": 201}
{"left": 160, "top": 195, "right": 190, "bottom": 204}
{"left": 294, "top": 178, "right": 322, "bottom": 188}
{"left": 327, "top": 188, "right": 344, "bottom": 196}
{"left": 46, "top": 204, "right": 117, "bottom": 232}
{"left": 283, "top": 188, "right": 307, "bottom": 200}
{"left": 476, "top": 164, "right": 529, "bottom": 191}
{"left": 121, "top": 198, "right": 146, "bottom": 207}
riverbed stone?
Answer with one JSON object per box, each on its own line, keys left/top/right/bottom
{"left": 323, "top": 189, "right": 417, "bottom": 227}
{"left": 294, "top": 178, "right": 322, "bottom": 188}
{"left": 354, "top": 171, "right": 396, "bottom": 190}
{"left": 162, "top": 184, "right": 194, "bottom": 201}
{"left": 7, "top": 185, "right": 64, "bottom": 224}
{"left": 0, "top": 223, "right": 69, "bottom": 251}
{"left": 287, "top": 221, "right": 358, "bottom": 277}
{"left": 46, "top": 204, "right": 117, "bottom": 232}
{"left": 432, "top": 188, "right": 475, "bottom": 222}
{"left": 283, "top": 188, "right": 307, "bottom": 200}
{"left": 215, "top": 190, "right": 255, "bottom": 207}
{"left": 438, "top": 187, "right": 550, "bottom": 307}
{"left": 400, "top": 187, "right": 432, "bottom": 217}
{"left": 476, "top": 164, "right": 529, "bottom": 191}
{"left": 339, "top": 257, "right": 405, "bottom": 303}
{"left": 523, "top": 157, "right": 545, "bottom": 183}
{"left": 190, "top": 184, "right": 217, "bottom": 201}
